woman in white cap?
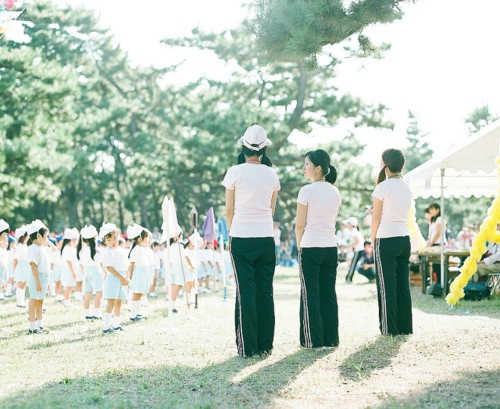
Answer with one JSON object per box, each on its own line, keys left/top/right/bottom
{"left": 100, "top": 223, "right": 129, "bottom": 333}
{"left": 371, "top": 148, "right": 413, "bottom": 336}
{"left": 295, "top": 149, "right": 341, "bottom": 349}
{"left": 12, "top": 225, "right": 30, "bottom": 307}
{"left": 222, "top": 124, "right": 280, "bottom": 358}
{"left": 127, "top": 223, "right": 150, "bottom": 321}
{"left": 77, "top": 225, "right": 104, "bottom": 320}
{"left": 344, "top": 217, "right": 365, "bottom": 282}
{"left": 60, "top": 227, "right": 80, "bottom": 307}
{"left": 26, "top": 219, "right": 51, "bottom": 334}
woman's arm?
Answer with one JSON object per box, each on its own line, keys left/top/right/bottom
{"left": 225, "top": 189, "right": 235, "bottom": 231}
{"left": 270, "top": 191, "right": 278, "bottom": 216}
{"left": 295, "top": 203, "right": 307, "bottom": 249}
{"left": 371, "top": 197, "right": 383, "bottom": 244}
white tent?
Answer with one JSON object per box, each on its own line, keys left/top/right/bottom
{"left": 405, "top": 118, "right": 500, "bottom": 199}
{"left": 405, "top": 119, "right": 500, "bottom": 289}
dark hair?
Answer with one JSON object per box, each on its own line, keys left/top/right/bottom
{"left": 429, "top": 203, "right": 441, "bottom": 223}
{"left": 305, "top": 149, "right": 337, "bottom": 184}
{"left": 27, "top": 227, "right": 48, "bottom": 246}
{"left": 0, "top": 229, "right": 8, "bottom": 237}
{"left": 60, "top": 238, "right": 71, "bottom": 255}
{"left": 376, "top": 148, "right": 406, "bottom": 185}
{"left": 77, "top": 237, "right": 97, "bottom": 261}
{"left": 237, "top": 145, "right": 272, "bottom": 167}
{"left": 128, "top": 229, "right": 148, "bottom": 258}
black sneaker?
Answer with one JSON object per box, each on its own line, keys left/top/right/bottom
{"left": 92, "top": 316, "right": 102, "bottom": 320}
{"left": 85, "top": 316, "right": 94, "bottom": 320}
{"left": 172, "top": 308, "right": 178, "bottom": 313}
{"left": 103, "top": 328, "right": 114, "bottom": 334}
{"left": 130, "top": 316, "right": 142, "bottom": 321}
{"left": 113, "top": 326, "right": 124, "bottom": 331}
{"left": 28, "top": 328, "right": 40, "bottom": 335}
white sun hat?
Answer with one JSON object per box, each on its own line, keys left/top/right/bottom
{"left": 0, "top": 219, "right": 9, "bottom": 233}
{"left": 63, "top": 227, "right": 80, "bottom": 240}
{"left": 80, "top": 225, "right": 98, "bottom": 240}
{"left": 99, "top": 223, "right": 117, "bottom": 240}
{"left": 26, "top": 219, "right": 47, "bottom": 236}
{"left": 126, "top": 223, "right": 144, "bottom": 240}
{"left": 237, "top": 124, "right": 272, "bottom": 151}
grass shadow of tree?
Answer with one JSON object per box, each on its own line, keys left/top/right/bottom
{"left": 0, "top": 349, "right": 329, "bottom": 408}
{"left": 340, "top": 335, "right": 407, "bottom": 382}
{"left": 374, "top": 368, "right": 500, "bottom": 409}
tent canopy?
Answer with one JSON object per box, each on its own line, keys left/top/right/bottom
{"left": 405, "top": 119, "right": 500, "bottom": 198}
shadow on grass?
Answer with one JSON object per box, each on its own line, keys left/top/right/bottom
{"left": 340, "top": 335, "right": 407, "bottom": 382}
{"left": 0, "top": 349, "right": 329, "bottom": 408}
{"left": 411, "top": 287, "right": 500, "bottom": 318}
{"left": 374, "top": 368, "right": 500, "bottom": 409}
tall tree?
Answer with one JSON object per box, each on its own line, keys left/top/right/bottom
{"left": 250, "top": 0, "right": 414, "bottom": 65}
{"left": 464, "top": 104, "right": 499, "bottom": 136}
{"left": 404, "top": 111, "right": 432, "bottom": 172}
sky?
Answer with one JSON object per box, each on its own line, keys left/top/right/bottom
{"left": 53, "top": 0, "right": 500, "bottom": 166}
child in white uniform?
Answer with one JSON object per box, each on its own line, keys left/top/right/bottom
{"left": 127, "top": 223, "right": 150, "bottom": 321}
{"left": 13, "top": 226, "right": 29, "bottom": 307}
{"left": 61, "top": 228, "right": 79, "bottom": 307}
{"left": 26, "top": 219, "right": 51, "bottom": 334}
{"left": 78, "top": 225, "right": 104, "bottom": 320}
{"left": 101, "top": 223, "right": 129, "bottom": 333}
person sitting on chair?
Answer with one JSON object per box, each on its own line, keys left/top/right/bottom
{"left": 475, "top": 231, "right": 500, "bottom": 282}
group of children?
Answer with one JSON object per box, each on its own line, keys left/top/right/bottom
{"left": 0, "top": 218, "right": 234, "bottom": 335}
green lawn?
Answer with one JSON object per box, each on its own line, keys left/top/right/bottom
{"left": 0, "top": 266, "right": 499, "bottom": 408}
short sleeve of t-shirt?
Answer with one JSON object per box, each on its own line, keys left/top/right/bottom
{"left": 28, "top": 245, "right": 40, "bottom": 266}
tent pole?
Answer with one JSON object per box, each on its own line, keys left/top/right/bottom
{"left": 440, "top": 168, "right": 445, "bottom": 289}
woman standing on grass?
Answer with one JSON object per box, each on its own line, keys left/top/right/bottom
{"left": 295, "top": 149, "right": 341, "bottom": 349}
{"left": 222, "top": 124, "right": 280, "bottom": 358}
{"left": 26, "top": 219, "right": 51, "bottom": 334}
{"left": 100, "top": 223, "right": 129, "bottom": 334}
{"left": 371, "top": 148, "right": 413, "bottom": 336}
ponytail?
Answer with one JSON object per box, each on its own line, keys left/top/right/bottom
{"left": 237, "top": 146, "right": 273, "bottom": 167}
{"left": 76, "top": 236, "right": 83, "bottom": 260}
{"left": 376, "top": 166, "right": 387, "bottom": 185}
{"left": 325, "top": 165, "right": 337, "bottom": 184}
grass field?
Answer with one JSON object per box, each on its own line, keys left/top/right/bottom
{"left": 0, "top": 265, "right": 499, "bottom": 408}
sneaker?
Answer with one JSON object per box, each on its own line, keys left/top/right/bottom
{"left": 38, "top": 327, "right": 50, "bottom": 334}
{"left": 28, "top": 328, "right": 40, "bottom": 335}
{"left": 149, "top": 293, "right": 158, "bottom": 298}
{"left": 130, "top": 316, "right": 142, "bottom": 322}
{"left": 103, "top": 328, "right": 115, "bottom": 334}
{"left": 92, "top": 316, "right": 102, "bottom": 320}
{"left": 113, "top": 326, "right": 124, "bottom": 331}
{"left": 85, "top": 316, "right": 94, "bottom": 320}
{"left": 17, "top": 304, "right": 26, "bottom": 308}
{"left": 172, "top": 308, "right": 178, "bottom": 314}
{"left": 259, "top": 349, "right": 273, "bottom": 358}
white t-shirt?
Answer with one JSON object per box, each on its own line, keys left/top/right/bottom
{"left": 428, "top": 216, "right": 443, "bottom": 244}
{"left": 28, "top": 244, "right": 50, "bottom": 274}
{"left": 222, "top": 163, "right": 281, "bottom": 238}
{"left": 371, "top": 178, "right": 412, "bottom": 238}
{"left": 129, "top": 245, "right": 151, "bottom": 267}
{"left": 351, "top": 228, "right": 365, "bottom": 252}
{"left": 79, "top": 246, "right": 103, "bottom": 268}
{"left": 102, "top": 247, "right": 128, "bottom": 272}
{"left": 297, "top": 181, "right": 342, "bottom": 248}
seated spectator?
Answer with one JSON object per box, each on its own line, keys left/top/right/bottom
{"left": 355, "top": 241, "right": 376, "bottom": 283}
{"left": 475, "top": 237, "right": 500, "bottom": 282}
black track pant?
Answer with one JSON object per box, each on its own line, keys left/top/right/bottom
{"left": 299, "top": 247, "right": 339, "bottom": 348}
{"left": 374, "top": 236, "right": 412, "bottom": 336}
{"left": 230, "top": 237, "right": 276, "bottom": 357}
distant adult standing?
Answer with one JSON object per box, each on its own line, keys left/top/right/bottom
{"left": 371, "top": 148, "right": 413, "bottom": 336}
{"left": 295, "top": 149, "right": 341, "bottom": 349}
{"left": 222, "top": 124, "right": 280, "bottom": 358}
